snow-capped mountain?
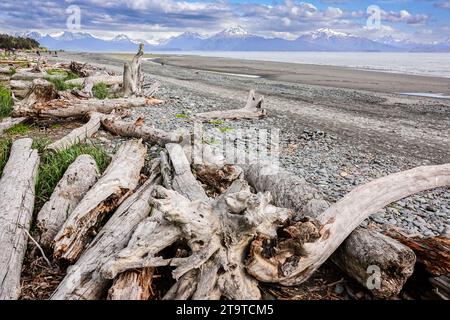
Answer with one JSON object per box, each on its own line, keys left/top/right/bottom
{"left": 12, "top": 28, "right": 450, "bottom": 52}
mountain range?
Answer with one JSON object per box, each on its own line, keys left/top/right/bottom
{"left": 16, "top": 26, "right": 450, "bottom": 52}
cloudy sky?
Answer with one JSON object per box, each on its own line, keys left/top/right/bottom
{"left": 0, "top": 0, "right": 449, "bottom": 43}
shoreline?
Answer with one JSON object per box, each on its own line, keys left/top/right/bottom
{"left": 133, "top": 53, "right": 450, "bottom": 95}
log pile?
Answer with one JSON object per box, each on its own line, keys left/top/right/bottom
{"left": 1, "top": 46, "right": 449, "bottom": 301}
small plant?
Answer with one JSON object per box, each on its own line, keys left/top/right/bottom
{"left": 0, "top": 85, "right": 13, "bottom": 118}
{"left": 175, "top": 113, "right": 189, "bottom": 119}
{"left": 9, "top": 67, "right": 16, "bottom": 76}
{"left": 92, "top": 82, "right": 109, "bottom": 100}
{"left": 218, "top": 126, "right": 233, "bottom": 134}
{"left": 44, "top": 77, "right": 81, "bottom": 91}
{"left": 4, "top": 123, "right": 31, "bottom": 135}
{"left": 46, "top": 68, "right": 68, "bottom": 76}
{"left": 208, "top": 119, "right": 224, "bottom": 126}
{"left": 34, "top": 140, "right": 110, "bottom": 213}
{"left": 0, "top": 138, "right": 12, "bottom": 177}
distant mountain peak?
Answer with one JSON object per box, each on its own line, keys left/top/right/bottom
{"left": 310, "top": 28, "right": 350, "bottom": 39}
{"left": 55, "top": 31, "right": 93, "bottom": 41}
{"left": 113, "top": 34, "right": 131, "bottom": 41}
{"left": 215, "top": 25, "right": 250, "bottom": 38}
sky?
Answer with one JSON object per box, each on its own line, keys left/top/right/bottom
{"left": 0, "top": 0, "right": 449, "bottom": 43}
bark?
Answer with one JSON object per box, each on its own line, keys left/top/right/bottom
{"left": 12, "top": 78, "right": 59, "bottom": 113}
{"left": 101, "top": 116, "right": 181, "bottom": 146}
{"left": 13, "top": 96, "right": 158, "bottom": 119}
{"left": 65, "top": 75, "right": 122, "bottom": 87}
{"left": 46, "top": 113, "right": 102, "bottom": 152}
{"left": 332, "top": 228, "right": 416, "bottom": 298}
{"left": 0, "top": 138, "right": 39, "bottom": 300}
{"left": 430, "top": 276, "right": 450, "bottom": 299}
{"left": 51, "top": 166, "right": 161, "bottom": 300}
{"left": 196, "top": 90, "right": 266, "bottom": 120}
{"left": 36, "top": 155, "right": 99, "bottom": 250}
{"left": 53, "top": 140, "right": 147, "bottom": 263}
{"left": 0, "top": 117, "right": 27, "bottom": 135}
{"left": 386, "top": 229, "right": 450, "bottom": 276}
{"left": 107, "top": 267, "right": 154, "bottom": 300}
{"left": 246, "top": 164, "right": 450, "bottom": 286}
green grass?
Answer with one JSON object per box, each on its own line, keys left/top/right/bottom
{"left": 44, "top": 77, "right": 81, "bottom": 91}
{"left": 0, "top": 138, "right": 12, "bottom": 177}
{"left": 4, "top": 123, "right": 31, "bottom": 135}
{"left": 34, "top": 140, "right": 110, "bottom": 213}
{"left": 0, "top": 85, "right": 13, "bottom": 118}
{"left": 175, "top": 113, "right": 189, "bottom": 119}
{"left": 218, "top": 126, "right": 233, "bottom": 134}
{"left": 92, "top": 82, "right": 109, "bottom": 100}
{"left": 208, "top": 119, "right": 224, "bottom": 126}
{"left": 9, "top": 67, "right": 16, "bottom": 76}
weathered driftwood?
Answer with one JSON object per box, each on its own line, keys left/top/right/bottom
{"left": 13, "top": 96, "right": 159, "bottom": 119}
{"left": 69, "top": 61, "right": 92, "bottom": 78}
{"left": 11, "top": 70, "right": 45, "bottom": 81}
{"left": 53, "top": 140, "right": 147, "bottom": 263}
{"left": 430, "top": 276, "right": 450, "bottom": 299}
{"left": 36, "top": 155, "right": 99, "bottom": 250}
{"left": 102, "top": 179, "right": 292, "bottom": 300}
{"left": 108, "top": 267, "right": 154, "bottom": 300}
{"left": 101, "top": 116, "right": 180, "bottom": 146}
{"left": 123, "top": 44, "right": 144, "bottom": 97}
{"left": 0, "top": 138, "right": 39, "bottom": 300}
{"left": 51, "top": 166, "right": 161, "bottom": 300}
{"left": 332, "top": 228, "right": 416, "bottom": 298}
{"left": 10, "top": 80, "right": 32, "bottom": 98}
{"left": 13, "top": 78, "right": 60, "bottom": 111}
{"left": 196, "top": 90, "right": 266, "bottom": 120}
{"left": 246, "top": 164, "right": 450, "bottom": 286}
{"left": 386, "top": 229, "right": 450, "bottom": 276}
{"left": 46, "top": 113, "right": 103, "bottom": 151}
{"left": 65, "top": 75, "right": 122, "bottom": 87}
{"left": 0, "top": 117, "right": 27, "bottom": 134}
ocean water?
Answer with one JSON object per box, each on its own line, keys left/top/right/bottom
{"left": 157, "top": 51, "right": 450, "bottom": 78}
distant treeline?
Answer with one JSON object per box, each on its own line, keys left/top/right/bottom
{"left": 0, "top": 34, "right": 40, "bottom": 50}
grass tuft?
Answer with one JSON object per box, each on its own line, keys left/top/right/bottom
{"left": 4, "top": 123, "right": 31, "bottom": 135}
{"left": 92, "top": 82, "right": 109, "bottom": 100}
{"left": 0, "top": 138, "right": 12, "bottom": 177}
{"left": 208, "top": 119, "right": 224, "bottom": 126}
{"left": 34, "top": 140, "right": 110, "bottom": 213}
{"left": 44, "top": 77, "right": 81, "bottom": 91}
{"left": 0, "top": 85, "right": 13, "bottom": 118}
{"left": 175, "top": 113, "right": 189, "bottom": 119}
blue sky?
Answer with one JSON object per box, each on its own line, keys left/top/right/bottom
{"left": 0, "top": 0, "right": 449, "bottom": 43}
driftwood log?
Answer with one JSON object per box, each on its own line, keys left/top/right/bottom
{"left": 386, "top": 229, "right": 450, "bottom": 277}
{"left": 36, "top": 155, "right": 99, "bottom": 250}
{"left": 65, "top": 75, "right": 122, "bottom": 87}
{"left": 53, "top": 140, "right": 147, "bottom": 263}
{"left": 13, "top": 96, "right": 160, "bottom": 119}
{"left": 196, "top": 90, "right": 266, "bottom": 120}
{"left": 123, "top": 44, "right": 144, "bottom": 97}
{"left": 245, "top": 163, "right": 450, "bottom": 286}
{"left": 108, "top": 267, "right": 154, "bottom": 300}
{"left": 101, "top": 116, "right": 181, "bottom": 146}
{"left": 51, "top": 165, "right": 161, "bottom": 300}
{"left": 332, "top": 228, "right": 416, "bottom": 298}
{"left": 0, "top": 138, "right": 39, "bottom": 300}
{"left": 46, "top": 113, "right": 103, "bottom": 151}
{"left": 0, "top": 117, "right": 27, "bottom": 135}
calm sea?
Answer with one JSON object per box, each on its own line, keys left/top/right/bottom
{"left": 156, "top": 51, "right": 450, "bottom": 78}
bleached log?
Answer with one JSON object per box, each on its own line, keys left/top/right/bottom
{"left": 0, "top": 67, "right": 11, "bottom": 74}
{"left": 123, "top": 44, "right": 144, "bottom": 97}
{"left": 101, "top": 116, "right": 181, "bottom": 146}
{"left": 102, "top": 178, "right": 292, "bottom": 300}
{"left": 0, "top": 138, "right": 39, "bottom": 300}
{"left": 51, "top": 167, "right": 161, "bottom": 300}
{"left": 13, "top": 96, "right": 159, "bottom": 119}
{"left": 36, "top": 155, "right": 99, "bottom": 250}
{"left": 196, "top": 90, "right": 266, "bottom": 120}
{"left": 108, "top": 267, "right": 154, "bottom": 300}
{"left": 65, "top": 75, "right": 122, "bottom": 87}
{"left": 0, "top": 117, "right": 27, "bottom": 135}
{"left": 46, "top": 113, "right": 102, "bottom": 152}
{"left": 53, "top": 140, "right": 147, "bottom": 263}
{"left": 10, "top": 80, "right": 32, "bottom": 98}
{"left": 246, "top": 164, "right": 450, "bottom": 286}
{"left": 11, "top": 70, "right": 45, "bottom": 81}
{"left": 332, "top": 228, "right": 416, "bottom": 298}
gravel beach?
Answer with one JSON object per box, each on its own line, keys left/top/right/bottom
{"left": 54, "top": 52, "right": 450, "bottom": 238}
